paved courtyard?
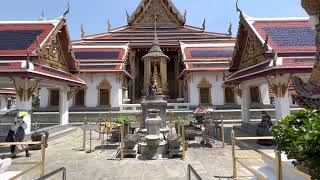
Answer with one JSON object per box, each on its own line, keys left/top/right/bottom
{"left": 1, "top": 126, "right": 272, "bottom": 180}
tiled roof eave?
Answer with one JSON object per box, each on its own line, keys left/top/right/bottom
{"left": 0, "top": 63, "right": 85, "bottom": 86}
{"left": 225, "top": 66, "right": 312, "bottom": 84}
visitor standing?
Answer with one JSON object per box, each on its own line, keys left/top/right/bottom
{"left": 9, "top": 112, "right": 31, "bottom": 157}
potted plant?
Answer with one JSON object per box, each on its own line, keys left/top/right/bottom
{"left": 271, "top": 109, "right": 320, "bottom": 179}
{"left": 30, "top": 122, "right": 49, "bottom": 150}
{"left": 114, "top": 114, "right": 136, "bottom": 135}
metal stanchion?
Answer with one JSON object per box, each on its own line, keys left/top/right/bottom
{"left": 182, "top": 122, "right": 186, "bottom": 160}
{"left": 40, "top": 135, "right": 46, "bottom": 177}
{"left": 275, "top": 149, "right": 282, "bottom": 180}
{"left": 231, "top": 129, "right": 237, "bottom": 179}
{"left": 221, "top": 119, "right": 225, "bottom": 148}
{"left": 120, "top": 124, "right": 124, "bottom": 160}
{"left": 169, "top": 112, "right": 173, "bottom": 134}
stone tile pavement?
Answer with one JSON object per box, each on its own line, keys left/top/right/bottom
{"left": 1, "top": 125, "right": 271, "bottom": 180}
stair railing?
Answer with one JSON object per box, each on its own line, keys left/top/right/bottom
{"left": 231, "top": 129, "right": 311, "bottom": 180}
{"left": 0, "top": 134, "right": 46, "bottom": 179}
{"left": 187, "top": 164, "right": 202, "bottom": 180}
{"left": 35, "top": 167, "right": 66, "bottom": 180}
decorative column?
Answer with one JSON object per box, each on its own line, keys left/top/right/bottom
{"left": 274, "top": 92, "right": 290, "bottom": 120}
{"left": 39, "top": 88, "right": 49, "bottom": 108}
{"left": 240, "top": 83, "right": 250, "bottom": 123}
{"left": 12, "top": 77, "right": 39, "bottom": 135}
{"left": 143, "top": 60, "right": 151, "bottom": 95}
{"left": 160, "top": 59, "right": 167, "bottom": 93}
{"left": 59, "top": 86, "right": 69, "bottom": 125}
{"left": 260, "top": 83, "right": 271, "bottom": 105}
{"left": 0, "top": 96, "right": 8, "bottom": 111}
{"left": 266, "top": 74, "right": 291, "bottom": 120}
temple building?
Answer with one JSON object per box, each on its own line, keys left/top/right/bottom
{"left": 38, "top": 0, "right": 237, "bottom": 111}
{"left": 225, "top": 9, "right": 315, "bottom": 124}
{"left": 0, "top": 13, "right": 85, "bottom": 134}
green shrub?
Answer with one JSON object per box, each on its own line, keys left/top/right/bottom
{"left": 271, "top": 109, "right": 320, "bottom": 179}
{"left": 114, "top": 114, "right": 136, "bottom": 125}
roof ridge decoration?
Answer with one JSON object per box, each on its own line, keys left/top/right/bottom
{"left": 142, "top": 18, "right": 169, "bottom": 60}
{"left": 128, "top": 0, "right": 185, "bottom": 26}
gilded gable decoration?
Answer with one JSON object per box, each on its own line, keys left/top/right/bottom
{"left": 129, "top": 0, "right": 185, "bottom": 26}
{"left": 98, "top": 79, "right": 111, "bottom": 89}
{"left": 239, "top": 28, "right": 266, "bottom": 69}
{"left": 41, "top": 37, "right": 67, "bottom": 70}
{"left": 198, "top": 78, "right": 212, "bottom": 88}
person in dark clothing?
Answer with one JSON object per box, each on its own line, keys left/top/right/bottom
{"left": 9, "top": 112, "right": 31, "bottom": 157}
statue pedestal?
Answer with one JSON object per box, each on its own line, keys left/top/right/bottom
{"left": 141, "top": 95, "right": 167, "bottom": 128}
{"left": 145, "top": 110, "right": 162, "bottom": 136}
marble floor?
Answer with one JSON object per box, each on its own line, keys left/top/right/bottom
{"left": 1, "top": 126, "right": 272, "bottom": 180}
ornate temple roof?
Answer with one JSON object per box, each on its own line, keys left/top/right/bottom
{"left": 0, "top": 22, "right": 55, "bottom": 56}
{"left": 0, "top": 17, "right": 85, "bottom": 87}
{"left": 142, "top": 33, "right": 169, "bottom": 60}
{"left": 248, "top": 17, "right": 315, "bottom": 53}
{"left": 128, "top": 0, "right": 185, "bottom": 26}
{"left": 226, "top": 13, "right": 315, "bottom": 84}
{"left": 72, "top": 44, "right": 132, "bottom": 78}
{"left": 178, "top": 42, "right": 234, "bottom": 78}
{"left": 0, "top": 60, "right": 85, "bottom": 86}
{"left": 72, "top": 0, "right": 236, "bottom": 75}
{"left": 73, "top": 25, "right": 233, "bottom": 48}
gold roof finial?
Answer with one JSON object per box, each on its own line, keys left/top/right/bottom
{"left": 38, "top": 10, "right": 45, "bottom": 21}
{"left": 62, "top": 2, "right": 70, "bottom": 18}
{"left": 126, "top": 9, "right": 130, "bottom": 24}
{"left": 108, "top": 18, "right": 111, "bottom": 32}
{"left": 183, "top": 10, "right": 187, "bottom": 24}
{"left": 202, "top": 18, "right": 206, "bottom": 30}
{"left": 80, "top": 24, "right": 85, "bottom": 38}
{"left": 228, "top": 22, "right": 232, "bottom": 36}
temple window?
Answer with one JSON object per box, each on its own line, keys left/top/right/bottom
{"left": 198, "top": 78, "right": 212, "bottom": 105}
{"left": 250, "top": 86, "right": 261, "bottom": 103}
{"left": 224, "top": 86, "right": 235, "bottom": 104}
{"left": 74, "top": 89, "right": 85, "bottom": 106}
{"left": 49, "top": 89, "right": 59, "bottom": 106}
{"left": 97, "top": 79, "right": 111, "bottom": 106}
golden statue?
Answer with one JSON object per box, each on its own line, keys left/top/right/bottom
{"left": 152, "top": 62, "right": 162, "bottom": 93}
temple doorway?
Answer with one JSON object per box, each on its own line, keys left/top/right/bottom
{"left": 131, "top": 50, "right": 181, "bottom": 103}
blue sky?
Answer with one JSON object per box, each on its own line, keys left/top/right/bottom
{"left": 0, "top": 0, "right": 307, "bottom": 40}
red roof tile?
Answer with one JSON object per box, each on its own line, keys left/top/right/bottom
{"left": 0, "top": 24, "right": 54, "bottom": 55}
{"left": 0, "top": 61, "right": 85, "bottom": 86}
{"left": 0, "top": 89, "right": 16, "bottom": 95}
{"left": 252, "top": 20, "right": 316, "bottom": 53}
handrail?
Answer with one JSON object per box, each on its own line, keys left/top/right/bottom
{"left": 35, "top": 167, "right": 66, "bottom": 180}
{"left": 0, "top": 135, "right": 46, "bottom": 179}
{"left": 187, "top": 164, "right": 202, "bottom": 180}
{"left": 231, "top": 130, "right": 311, "bottom": 180}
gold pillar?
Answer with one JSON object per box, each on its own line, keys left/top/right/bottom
{"left": 160, "top": 58, "right": 167, "bottom": 94}
{"left": 143, "top": 60, "right": 151, "bottom": 95}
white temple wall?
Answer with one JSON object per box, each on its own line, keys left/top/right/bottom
{"left": 188, "top": 71, "right": 225, "bottom": 106}
{"left": 39, "top": 88, "right": 49, "bottom": 108}
{"left": 260, "top": 84, "right": 270, "bottom": 105}
{"left": 79, "top": 73, "right": 122, "bottom": 108}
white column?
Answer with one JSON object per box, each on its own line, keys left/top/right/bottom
{"left": 59, "top": 86, "right": 69, "bottom": 125}
{"left": 275, "top": 93, "right": 290, "bottom": 121}
{"left": 0, "top": 96, "right": 8, "bottom": 111}
{"left": 260, "top": 84, "right": 270, "bottom": 105}
{"left": 39, "top": 88, "right": 49, "bottom": 108}
{"left": 240, "top": 83, "right": 250, "bottom": 123}
{"left": 236, "top": 95, "right": 242, "bottom": 105}
{"left": 16, "top": 98, "right": 32, "bottom": 135}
